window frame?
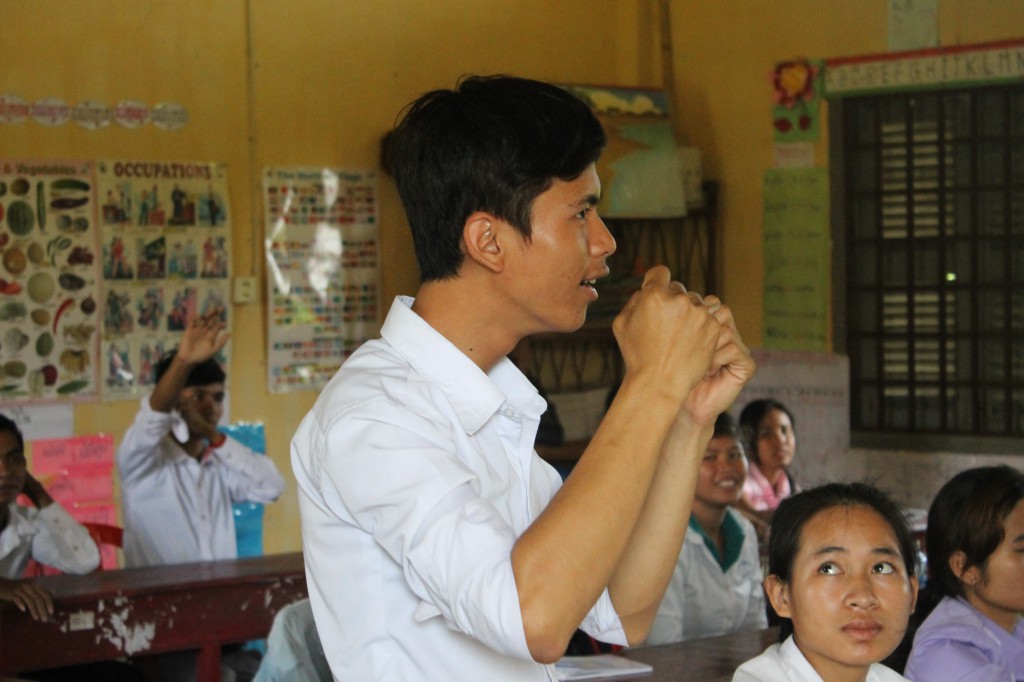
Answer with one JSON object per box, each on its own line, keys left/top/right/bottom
{"left": 830, "top": 82, "right": 1024, "bottom": 454}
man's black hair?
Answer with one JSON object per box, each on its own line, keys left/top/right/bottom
{"left": 0, "top": 413, "right": 24, "bottom": 451}
{"left": 385, "top": 74, "right": 606, "bottom": 282}
{"left": 154, "top": 349, "right": 226, "bottom": 387}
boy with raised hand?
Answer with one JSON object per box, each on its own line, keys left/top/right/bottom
{"left": 118, "top": 308, "right": 285, "bottom": 569}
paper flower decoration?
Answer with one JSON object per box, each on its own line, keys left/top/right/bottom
{"left": 772, "top": 59, "right": 819, "bottom": 109}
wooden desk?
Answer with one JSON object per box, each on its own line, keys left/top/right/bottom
{"left": 615, "top": 627, "right": 779, "bottom": 681}
{"left": 0, "top": 552, "right": 307, "bottom": 681}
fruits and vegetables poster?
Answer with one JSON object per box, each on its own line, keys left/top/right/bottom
{"left": 0, "top": 160, "right": 102, "bottom": 402}
{"left": 263, "top": 167, "right": 379, "bottom": 394}
{"left": 0, "top": 158, "right": 233, "bottom": 405}
{"left": 95, "top": 159, "right": 232, "bottom": 400}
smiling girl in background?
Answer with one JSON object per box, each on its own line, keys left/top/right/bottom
{"left": 903, "top": 466, "right": 1024, "bottom": 682}
{"left": 646, "top": 412, "right": 767, "bottom": 644}
{"left": 734, "top": 482, "right": 919, "bottom": 682}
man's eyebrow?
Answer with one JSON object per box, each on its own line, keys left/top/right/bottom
{"left": 576, "top": 193, "right": 600, "bottom": 207}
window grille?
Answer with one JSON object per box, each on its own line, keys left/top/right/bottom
{"left": 841, "top": 83, "right": 1024, "bottom": 438}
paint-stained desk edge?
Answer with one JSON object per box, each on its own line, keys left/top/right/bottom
{"left": 0, "top": 552, "right": 308, "bottom": 680}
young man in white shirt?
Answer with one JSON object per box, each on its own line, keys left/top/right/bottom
{"left": 117, "top": 310, "right": 285, "bottom": 569}
{"left": 292, "top": 75, "right": 756, "bottom": 681}
{"left": 1, "top": 414, "right": 99, "bottom": 621}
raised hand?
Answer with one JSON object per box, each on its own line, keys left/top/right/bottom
{"left": 175, "top": 308, "right": 230, "bottom": 366}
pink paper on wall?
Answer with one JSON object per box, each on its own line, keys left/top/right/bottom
{"left": 31, "top": 434, "right": 114, "bottom": 474}
{"left": 25, "top": 434, "right": 119, "bottom": 573}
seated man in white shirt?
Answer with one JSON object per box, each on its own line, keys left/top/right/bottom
{"left": 291, "top": 75, "right": 756, "bottom": 681}
{"left": 117, "top": 308, "right": 286, "bottom": 569}
{"left": 1, "top": 413, "right": 100, "bottom": 621}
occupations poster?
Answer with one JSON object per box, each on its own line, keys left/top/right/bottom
{"left": 95, "top": 159, "right": 232, "bottom": 399}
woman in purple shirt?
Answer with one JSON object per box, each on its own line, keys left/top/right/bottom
{"left": 904, "top": 466, "right": 1024, "bottom": 682}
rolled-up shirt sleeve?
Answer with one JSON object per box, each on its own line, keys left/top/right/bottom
{"left": 323, "top": 405, "right": 535, "bottom": 660}
{"left": 32, "top": 503, "right": 100, "bottom": 574}
{"left": 214, "top": 437, "right": 286, "bottom": 504}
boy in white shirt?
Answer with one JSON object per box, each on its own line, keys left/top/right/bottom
{"left": 0, "top": 413, "right": 99, "bottom": 621}
{"left": 117, "top": 309, "right": 285, "bottom": 568}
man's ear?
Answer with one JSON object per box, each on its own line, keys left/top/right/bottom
{"left": 463, "top": 212, "right": 503, "bottom": 273}
{"left": 764, "top": 575, "right": 792, "bottom": 619}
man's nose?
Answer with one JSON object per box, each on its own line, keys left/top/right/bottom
{"left": 590, "top": 215, "right": 616, "bottom": 258}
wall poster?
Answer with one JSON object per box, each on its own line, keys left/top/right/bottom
{"left": 564, "top": 85, "right": 688, "bottom": 218}
{"left": 763, "top": 167, "right": 830, "bottom": 352}
{"left": 0, "top": 159, "right": 102, "bottom": 401}
{"left": 28, "top": 433, "right": 118, "bottom": 571}
{"left": 263, "top": 167, "right": 379, "bottom": 394}
{"left": 95, "top": 160, "right": 232, "bottom": 400}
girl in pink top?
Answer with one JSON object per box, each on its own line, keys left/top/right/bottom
{"left": 737, "top": 399, "right": 799, "bottom": 543}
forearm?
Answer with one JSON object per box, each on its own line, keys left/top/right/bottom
{"left": 148, "top": 354, "right": 193, "bottom": 413}
{"left": 607, "top": 413, "right": 712, "bottom": 643}
{"left": 512, "top": 374, "right": 682, "bottom": 661}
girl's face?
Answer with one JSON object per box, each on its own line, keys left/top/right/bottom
{"left": 756, "top": 408, "right": 795, "bottom": 474}
{"left": 694, "top": 434, "right": 748, "bottom": 513}
{"left": 765, "top": 505, "right": 918, "bottom": 682}
{"left": 960, "top": 499, "right": 1024, "bottom": 632}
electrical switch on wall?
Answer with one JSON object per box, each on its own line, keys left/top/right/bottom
{"left": 233, "top": 276, "right": 258, "bottom": 304}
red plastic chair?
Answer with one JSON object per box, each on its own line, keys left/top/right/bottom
{"left": 82, "top": 522, "right": 124, "bottom": 572}
{"left": 82, "top": 522, "right": 124, "bottom": 549}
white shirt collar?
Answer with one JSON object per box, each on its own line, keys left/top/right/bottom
{"left": 381, "top": 297, "right": 545, "bottom": 435}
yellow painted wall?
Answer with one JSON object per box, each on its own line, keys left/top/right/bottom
{"left": 1, "top": 0, "right": 663, "bottom": 554}
{"left": 3, "top": 0, "right": 1022, "bottom": 554}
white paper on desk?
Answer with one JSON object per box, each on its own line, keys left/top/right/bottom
{"left": 555, "top": 654, "right": 653, "bottom": 680}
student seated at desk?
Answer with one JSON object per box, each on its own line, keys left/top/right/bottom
{"left": 736, "top": 399, "right": 800, "bottom": 544}
{"left": 117, "top": 309, "right": 285, "bottom": 568}
{"left": 903, "top": 466, "right": 1024, "bottom": 682}
{"left": 734, "top": 483, "right": 918, "bottom": 682}
{"left": 646, "top": 412, "right": 767, "bottom": 645}
{"left": 0, "top": 413, "right": 100, "bottom": 621}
